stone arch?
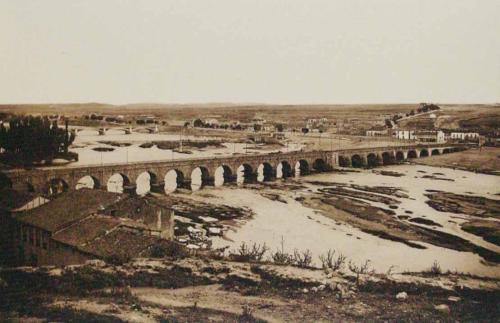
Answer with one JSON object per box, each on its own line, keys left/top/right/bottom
{"left": 407, "top": 150, "right": 418, "bottom": 159}
{"left": 338, "top": 155, "right": 351, "bottom": 167}
{"left": 257, "top": 162, "right": 274, "bottom": 182}
{"left": 442, "top": 148, "right": 451, "bottom": 154}
{"left": 107, "top": 173, "right": 131, "bottom": 193}
{"left": 164, "top": 169, "right": 185, "bottom": 193}
{"left": 214, "top": 164, "right": 234, "bottom": 187}
{"left": 294, "top": 159, "right": 310, "bottom": 176}
{"left": 312, "top": 158, "right": 328, "bottom": 172}
{"left": 381, "top": 151, "right": 395, "bottom": 165}
{"left": 237, "top": 164, "right": 255, "bottom": 185}
{"left": 76, "top": 175, "right": 100, "bottom": 190}
{"left": 420, "top": 149, "right": 429, "bottom": 157}
{"left": 136, "top": 171, "right": 158, "bottom": 195}
{"left": 351, "top": 154, "right": 364, "bottom": 168}
{"left": 191, "top": 166, "right": 211, "bottom": 191}
{"left": 366, "top": 153, "right": 380, "bottom": 168}
{"left": 277, "top": 160, "right": 293, "bottom": 179}
{"left": 395, "top": 151, "right": 405, "bottom": 161}
{"left": 47, "top": 178, "right": 69, "bottom": 196}
{"left": 431, "top": 149, "right": 441, "bottom": 156}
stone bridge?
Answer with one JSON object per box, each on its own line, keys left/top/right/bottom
{"left": 1, "top": 144, "right": 465, "bottom": 195}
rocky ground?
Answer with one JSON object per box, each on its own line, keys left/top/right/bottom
{"left": 414, "top": 147, "right": 500, "bottom": 175}
{"left": 297, "top": 182, "right": 500, "bottom": 263}
{"left": 1, "top": 257, "right": 499, "bottom": 322}
{"left": 425, "top": 191, "right": 500, "bottom": 247}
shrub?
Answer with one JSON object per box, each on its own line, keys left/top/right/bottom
{"left": 292, "top": 249, "right": 312, "bottom": 268}
{"left": 269, "top": 238, "right": 293, "bottom": 265}
{"left": 428, "top": 260, "right": 442, "bottom": 275}
{"left": 319, "top": 249, "right": 346, "bottom": 272}
{"left": 230, "top": 242, "right": 268, "bottom": 263}
{"left": 348, "top": 260, "right": 375, "bottom": 286}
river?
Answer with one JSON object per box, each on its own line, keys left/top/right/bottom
{"left": 202, "top": 164, "right": 500, "bottom": 278}
{"left": 68, "top": 129, "right": 303, "bottom": 166}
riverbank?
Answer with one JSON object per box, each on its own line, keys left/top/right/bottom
{"left": 413, "top": 147, "right": 500, "bottom": 175}
{"left": 1, "top": 257, "right": 499, "bottom": 322}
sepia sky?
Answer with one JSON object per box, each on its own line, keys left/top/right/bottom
{"left": 1, "top": 0, "right": 499, "bottom": 104}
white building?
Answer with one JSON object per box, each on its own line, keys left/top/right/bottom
{"left": 393, "top": 129, "right": 416, "bottom": 140}
{"left": 450, "top": 132, "right": 480, "bottom": 140}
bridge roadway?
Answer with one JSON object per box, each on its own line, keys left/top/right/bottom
{"left": 1, "top": 143, "right": 465, "bottom": 194}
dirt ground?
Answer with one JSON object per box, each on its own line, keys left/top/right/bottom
{"left": 414, "top": 147, "right": 500, "bottom": 175}
{"left": 1, "top": 258, "right": 499, "bottom": 322}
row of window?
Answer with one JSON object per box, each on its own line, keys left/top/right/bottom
{"left": 20, "top": 225, "right": 48, "bottom": 250}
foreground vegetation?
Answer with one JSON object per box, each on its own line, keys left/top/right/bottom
{"left": 1, "top": 252, "right": 498, "bottom": 322}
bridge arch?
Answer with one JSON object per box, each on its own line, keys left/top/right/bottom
{"left": 431, "top": 149, "right": 441, "bottom": 156}
{"left": 277, "top": 160, "right": 293, "bottom": 179}
{"left": 420, "top": 149, "right": 429, "bottom": 157}
{"left": 214, "top": 165, "right": 234, "bottom": 187}
{"left": 237, "top": 164, "right": 254, "bottom": 185}
{"left": 312, "top": 158, "right": 328, "bottom": 172}
{"left": 294, "top": 159, "right": 309, "bottom": 176}
{"left": 366, "top": 153, "right": 380, "bottom": 168}
{"left": 164, "top": 169, "right": 185, "bottom": 193}
{"left": 107, "top": 173, "right": 131, "bottom": 193}
{"left": 351, "top": 154, "right": 364, "bottom": 168}
{"left": 136, "top": 171, "right": 158, "bottom": 195}
{"left": 257, "top": 162, "right": 274, "bottom": 182}
{"left": 338, "top": 155, "right": 351, "bottom": 167}
{"left": 76, "top": 175, "right": 100, "bottom": 190}
{"left": 47, "top": 178, "right": 69, "bottom": 196}
{"left": 442, "top": 148, "right": 451, "bottom": 154}
{"left": 395, "top": 151, "right": 405, "bottom": 161}
{"left": 407, "top": 150, "right": 418, "bottom": 159}
{"left": 191, "top": 166, "right": 211, "bottom": 191}
{"left": 381, "top": 151, "right": 395, "bottom": 165}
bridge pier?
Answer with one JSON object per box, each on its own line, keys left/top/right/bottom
{"left": 1, "top": 145, "right": 467, "bottom": 195}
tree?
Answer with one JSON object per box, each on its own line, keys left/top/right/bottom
{"left": 275, "top": 124, "right": 284, "bottom": 132}
{"left": 301, "top": 127, "right": 309, "bottom": 135}
{"left": 0, "top": 115, "right": 76, "bottom": 165}
{"left": 253, "top": 124, "right": 262, "bottom": 132}
{"left": 193, "top": 119, "right": 204, "bottom": 128}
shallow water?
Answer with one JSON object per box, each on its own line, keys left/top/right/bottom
{"left": 69, "top": 131, "right": 303, "bottom": 166}
{"left": 206, "top": 164, "right": 500, "bottom": 277}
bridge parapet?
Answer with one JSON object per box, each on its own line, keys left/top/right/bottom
{"left": 0, "top": 143, "right": 467, "bottom": 194}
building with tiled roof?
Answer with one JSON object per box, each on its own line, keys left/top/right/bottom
{"left": 12, "top": 189, "right": 174, "bottom": 266}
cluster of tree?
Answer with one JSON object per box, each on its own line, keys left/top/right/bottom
{"left": 417, "top": 103, "right": 440, "bottom": 113}
{"left": 0, "top": 116, "right": 76, "bottom": 165}
{"left": 192, "top": 119, "right": 286, "bottom": 133}
{"left": 385, "top": 103, "right": 441, "bottom": 128}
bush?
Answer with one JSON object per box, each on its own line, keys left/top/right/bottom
{"left": 269, "top": 238, "right": 293, "bottom": 265}
{"left": 428, "top": 260, "right": 442, "bottom": 275}
{"left": 348, "top": 260, "right": 375, "bottom": 286}
{"left": 292, "top": 249, "right": 312, "bottom": 268}
{"left": 230, "top": 242, "right": 268, "bottom": 263}
{"left": 319, "top": 249, "right": 346, "bottom": 271}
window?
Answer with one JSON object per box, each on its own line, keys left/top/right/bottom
{"left": 42, "top": 233, "right": 48, "bottom": 250}
{"left": 35, "top": 229, "right": 40, "bottom": 247}
{"left": 29, "top": 228, "right": 34, "bottom": 245}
